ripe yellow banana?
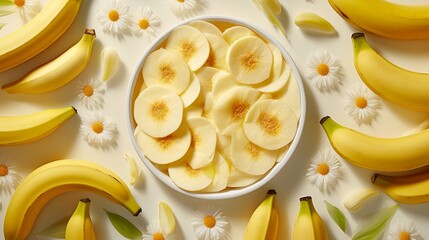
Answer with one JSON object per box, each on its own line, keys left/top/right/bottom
{"left": 372, "top": 169, "right": 429, "bottom": 204}
{"left": 2, "top": 29, "right": 96, "bottom": 94}
{"left": 65, "top": 198, "right": 96, "bottom": 240}
{"left": 242, "top": 189, "right": 278, "bottom": 240}
{"left": 294, "top": 12, "right": 336, "bottom": 34}
{"left": 0, "top": 106, "right": 76, "bottom": 145}
{"left": 352, "top": 32, "right": 429, "bottom": 112}
{"left": 0, "top": 0, "right": 83, "bottom": 72}
{"left": 3, "top": 159, "right": 142, "bottom": 240}
{"left": 320, "top": 116, "right": 429, "bottom": 172}
{"left": 293, "top": 196, "right": 328, "bottom": 240}
{"left": 327, "top": 0, "right": 429, "bottom": 40}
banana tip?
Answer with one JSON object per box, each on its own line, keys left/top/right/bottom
{"left": 72, "top": 106, "right": 78, "bottom": 114}
{"left": 133, "top": 208, "right": 142, "bottom": 217}
{"left": 319, "top": 116, "right": 330, "bottom": 125}
{"left": 80, "top": 198, "right": 91, "bottom": 203}
{"left": 267, "top": 189, "right": 277, "bottom": 195}
{"left": 352, "top": 32, "right": 365, "bottom": 39}
{"left": 85, "top": 28, "right": 96, "bottom": 37}
{"left": 371, "top": 174, "right": 378, "bottom": 183}
{"left": 299, "top": 196, "right": 312, "bottom": 201}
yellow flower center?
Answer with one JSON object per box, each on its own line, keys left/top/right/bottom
{"left": 83, "top": 85, "right": 94, "bottom": 97}
{"left": 14, "top": 0, "right": 25, "bottom": 7}
{"left": 317, "top": 63, "right": 330, "bottom": 76}
{"left": 91, "top": 121, "right": 104, "bottom": 134}
{"left": 0, "top": 164, "right": 9, "bottom": 177}
{"left": 177, "top": 0, "right": 185, "bottom": 2}
{"left": 399, "top": 231, "right": 411, "bottom": 240}
{"left": 355, "top": 96, "right": 368, "bottom": 109}
{"left": 153, "top": 232, "right": 165, "bottom": 240}
{"left": 317, "top": 163, "right": 330, "bottom": 175}
{"left": 139, "top": 18, "right": 150, "bottom": 30}
{"left": 204, "top": 215, "right": 216, "bottom": 228}
{"left": 108, "top": 10, "right": 120, "bottom": 22}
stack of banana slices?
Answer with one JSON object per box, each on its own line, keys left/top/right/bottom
{"left": 133, "top": 20, "right": 301, "bottom": 193}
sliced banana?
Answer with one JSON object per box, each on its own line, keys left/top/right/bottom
{"left": 188, "top": 20, "right": 223, "bottom": 37}
{"left": 165, "top": 25, "right": 210, "bottom": 71}
{"left": 222, "top": 25, "right": 256, "bottom": 44}
{"left": 252, "top": 61, "right": 291, "bottom": 93}
{"left": 231, "top": 128, "right": 278, "bottom": 175}
{"left": 184, "top": 104, "right": 203, "bottom": 117}
{"left": 201, "top": 152, "right": 230, "bottom": 192}
{"left": 180, "top": 72, "right": 201, "bottom": 108}
{"left": 168, "top": 159, "right": 215, "bottom": 191}
{"left": 272, "top": 72, "right": 301, "bottom": 119}
{"left": 142, "top": 48, "right": 190, "bottom": 94}
{"left": 185, "top": 116, "right": 217, "bottom": 169}
{"left": 243, "top": 99, "right": 298, "bottom": 150}
{"left": 134, "top": 86, "right": 183, "bottom": 138}
{"left": 195, "top": 66, "right": 225, "bottom": 98}
{"left": 203, "top": 33, "right": 229, "bottom": 71}
{"left": 134, "top": 124, "right": 191, "bottom": 165}
{"left": 211, "top": 72, "right": 240, "bottom": 100}
{"left": 267, "top": 43, "right": 283, "bottom": 80}
{"left": 226, "top": 158, "right": 262, "bottom": 188}
{"left": 213, "top": 86, "right": 261, "bottom": 135}
{"left": 226, "top": 36, "right": 272, "bottom": 84}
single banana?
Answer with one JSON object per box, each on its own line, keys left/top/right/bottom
{"left": 352, "top": 32, "right": 429, "bottom": 112}
{"left": 293, "top": 196, "right": 328, "bottom": 240}
{"left": 242, "top": 189, "right": 278, "bottom": 240}
{"left": 0, "top": 106, "right": 77, "bottom": 145}
{"left": 321, "top": 116, "right": 429, "bottom": 172}
{"left": 65, "top": 198, "right": 96, "bottom": 240}
{"left": 294, "top": 12, "right": 336, "bottom": 34}
{"left": 343, "top": 188, "right": 379, "bottom": 212}
{"left": 3, "top": 159, "right": 142, "bottom": 240}
{"left": 2, "top": 29, "right": 96, "bottom": 94}
{"left": 327, "top": 0, "right": 429, "bottom": 40}
{"left": 372, "top": 169, "right": 429, "bottom": 204}
{"left": 0, "top": 0, "right": 83, "bottom": 72}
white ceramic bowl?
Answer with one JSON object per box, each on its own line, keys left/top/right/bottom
{"left": 127, "top": 16, "right": 306, "bottom": 200}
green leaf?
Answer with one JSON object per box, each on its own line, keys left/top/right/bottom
{"left": 105, "top": 209, "right": 142, "bottom": 240}
{"left": 37, "top": 216, "right": 69, "bottom": 239}
{"left": 352, "top": 204, "right": 399, "bottom": 240}
{"left": 324, "top": 200, "right": 347, "bottom": 233}
{"left": 0, "top": 0, "right": 14, "bottom": 7}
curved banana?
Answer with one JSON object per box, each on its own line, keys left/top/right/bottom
{"left": 242, "top": 189, "right": 278, "bottom": 240}
{"left": 372, "top": 169, "right": 429, "bottom": 204}
{"left": 321, "top": 116, "right": 429, "bottom": 172}
{"left": 0, "top": 0, "right": 83, "bottom": 72}
{"left": 352, "top": 32, "right": 429, "bottom": 111}
{"left": 2, "top": 29, "right": 96, "bottom": 94}
{"left": 0, "top": 106, "right": 76, "bottom": 145}
{"left": 293, "top": 196, "right": 328, "bottom": 240}
{"left": 3, "top": 159, "right": 142, "bottom": 240}
{"left": 65, "top": 198, "right": 96, "bottom": 240}
{"left": 294, "top": 12, "right": 336, "bottom": 34}
{"left": 327, "top": 0, "right": 429, "bottom": 40}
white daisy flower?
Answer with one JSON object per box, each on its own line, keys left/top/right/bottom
{"left": 0, "top": 157, "right": 22, "bottom": 207}
{"left": 165, "top": 0, "right": 198, "bottom": 18}
{"left": 133, "top": 7, "right": 160, "bottom": 39}
{"left": 343, "top": 84, "right": 380, "bottom": 125}
{"left": 388, "top": 220, "right": 422, "bottom": 240}
{"left": 80, "top": 112, "right": 117, "bottom": 146}
{"left": 10, "top": 0, "right": 41, "bottom": 21}
{"left": 96, "top": 0, "right": 132, "bottom": 35}
{"left": 307, "top": 50, "right": 342, "bottom": 92}
{"left": 306, "top": 149, "right": 341, "bottom": 192}
{"left": 77, "top": 77, "right": 105, "bottom": 110}
{"left": 143, "top": 221, "right": 176, "bottom": 240}
{"left": 191, "top": 205, "right": 229, "bottom": 240}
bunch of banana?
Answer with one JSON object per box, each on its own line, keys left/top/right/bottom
{"left": 242, "top": 189, "right": 278, "bottom": 240}
{"left": 372, "top": 169, "right": 429, "bottom": 204}
{"left": 320, "top": 116, "right": 429, "bottom": 172}
{"left": 327, "top": 0, "right": 429, "bottom": 40}
{"left": 65, "top": 198, "right": 96, "bottom": 240}
{"left": 293, "top": 196, "right": 328, "bottom": 240}
{"left": 351, "top": 32, "right": 429, "bottom": 112}
{"left": 2, "top": 29, "right": 96, "bottom": 94}
{"left": 0, "top": 0, "right": 83, "bottom": 72}
{"left": 3, "top": 159, "right": 141, "bottom": 240}
{"left": 0, "top": 106, "right": 77, "bottom": 146}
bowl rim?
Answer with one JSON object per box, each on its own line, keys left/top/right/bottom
{"left": 126, "top": 15, "right": 307, "bottom": 200}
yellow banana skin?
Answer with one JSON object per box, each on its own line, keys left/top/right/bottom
{"left": 327, "top": 0, "right": 429, "bottom": 40}
{"left": 242, "top": 189, "right": 278, "bottom": 240}
{"left": 352, "top": 33, "right": 429, "bottom": 112}
{"left": 3, "top": 159, "right": 142, "bottom": 240}
{"left": 321, "top": 116, "right": 429, "bottom": 172}
{"left": 65, "top": 198, "right": 96, "bottom": 240}
{"left": 2, "top": 29, "right": 96, "bottom": 94}
{"left": 293, "top": 196, "right": 328, "bottom": 240}
{"left": 372, "top": 170, "right": 429, "bottom": 204}
{"left": 0, "top": 0, "right": 83, "bottom": 72}
{"left": 0, "top": 106, "right": 76, "bottom": 145}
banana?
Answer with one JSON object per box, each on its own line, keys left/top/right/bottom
{"left": 201, "top": 152, "right": 230, "bottom": 192}
{"left": 185, "top": 116, "right": 217, "bottom": 169}
{"left": 3, "top": 159, "right": 141, "bottom": 240}
{"left": 65, "top": 198, "right": 96, "bottom": 240}
{"left": 242, "top": 189, "right": 278, "bottom": 240}
{"left": 168, "top": 159, "right": 215, "bottom": 192}
{"left": 320, "top": 116, "right": 429, "bottom": 172}
{"left": 0, "top": 106, "right": 76, "bottom": 145}
{"left": 188, "top": 20, "right": 223, "bottom": 37}
{"left": 372, "top": 169, "right": 429, "bottom": 204}
{"left": 327, "top": 0, "right": 429, "bottom": 40}
{"left": 293, "top": 196, "right": 328, "bottom": 240}
{"left": 203, "top": 33, "right": 229, "bottom": 71}
{"left": 294, "top": 12, "right": 336, "bottom": 34}
{"left": 343, "top": 188, "right": 379, "bottom": 212}
{"left": 180, "top": 72, "right": 201, "bottom": 108}
{"left": 222, "top": 25, "right": 256, "bottom": 45}
{"left": 351, "top": 32, "right": 429, "bottom": 111}
{"left": 0, "top": 0, "right": 83, "bottom": 72}
{"left": 2, "top": 29, "right": 95, "bottom": 94}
